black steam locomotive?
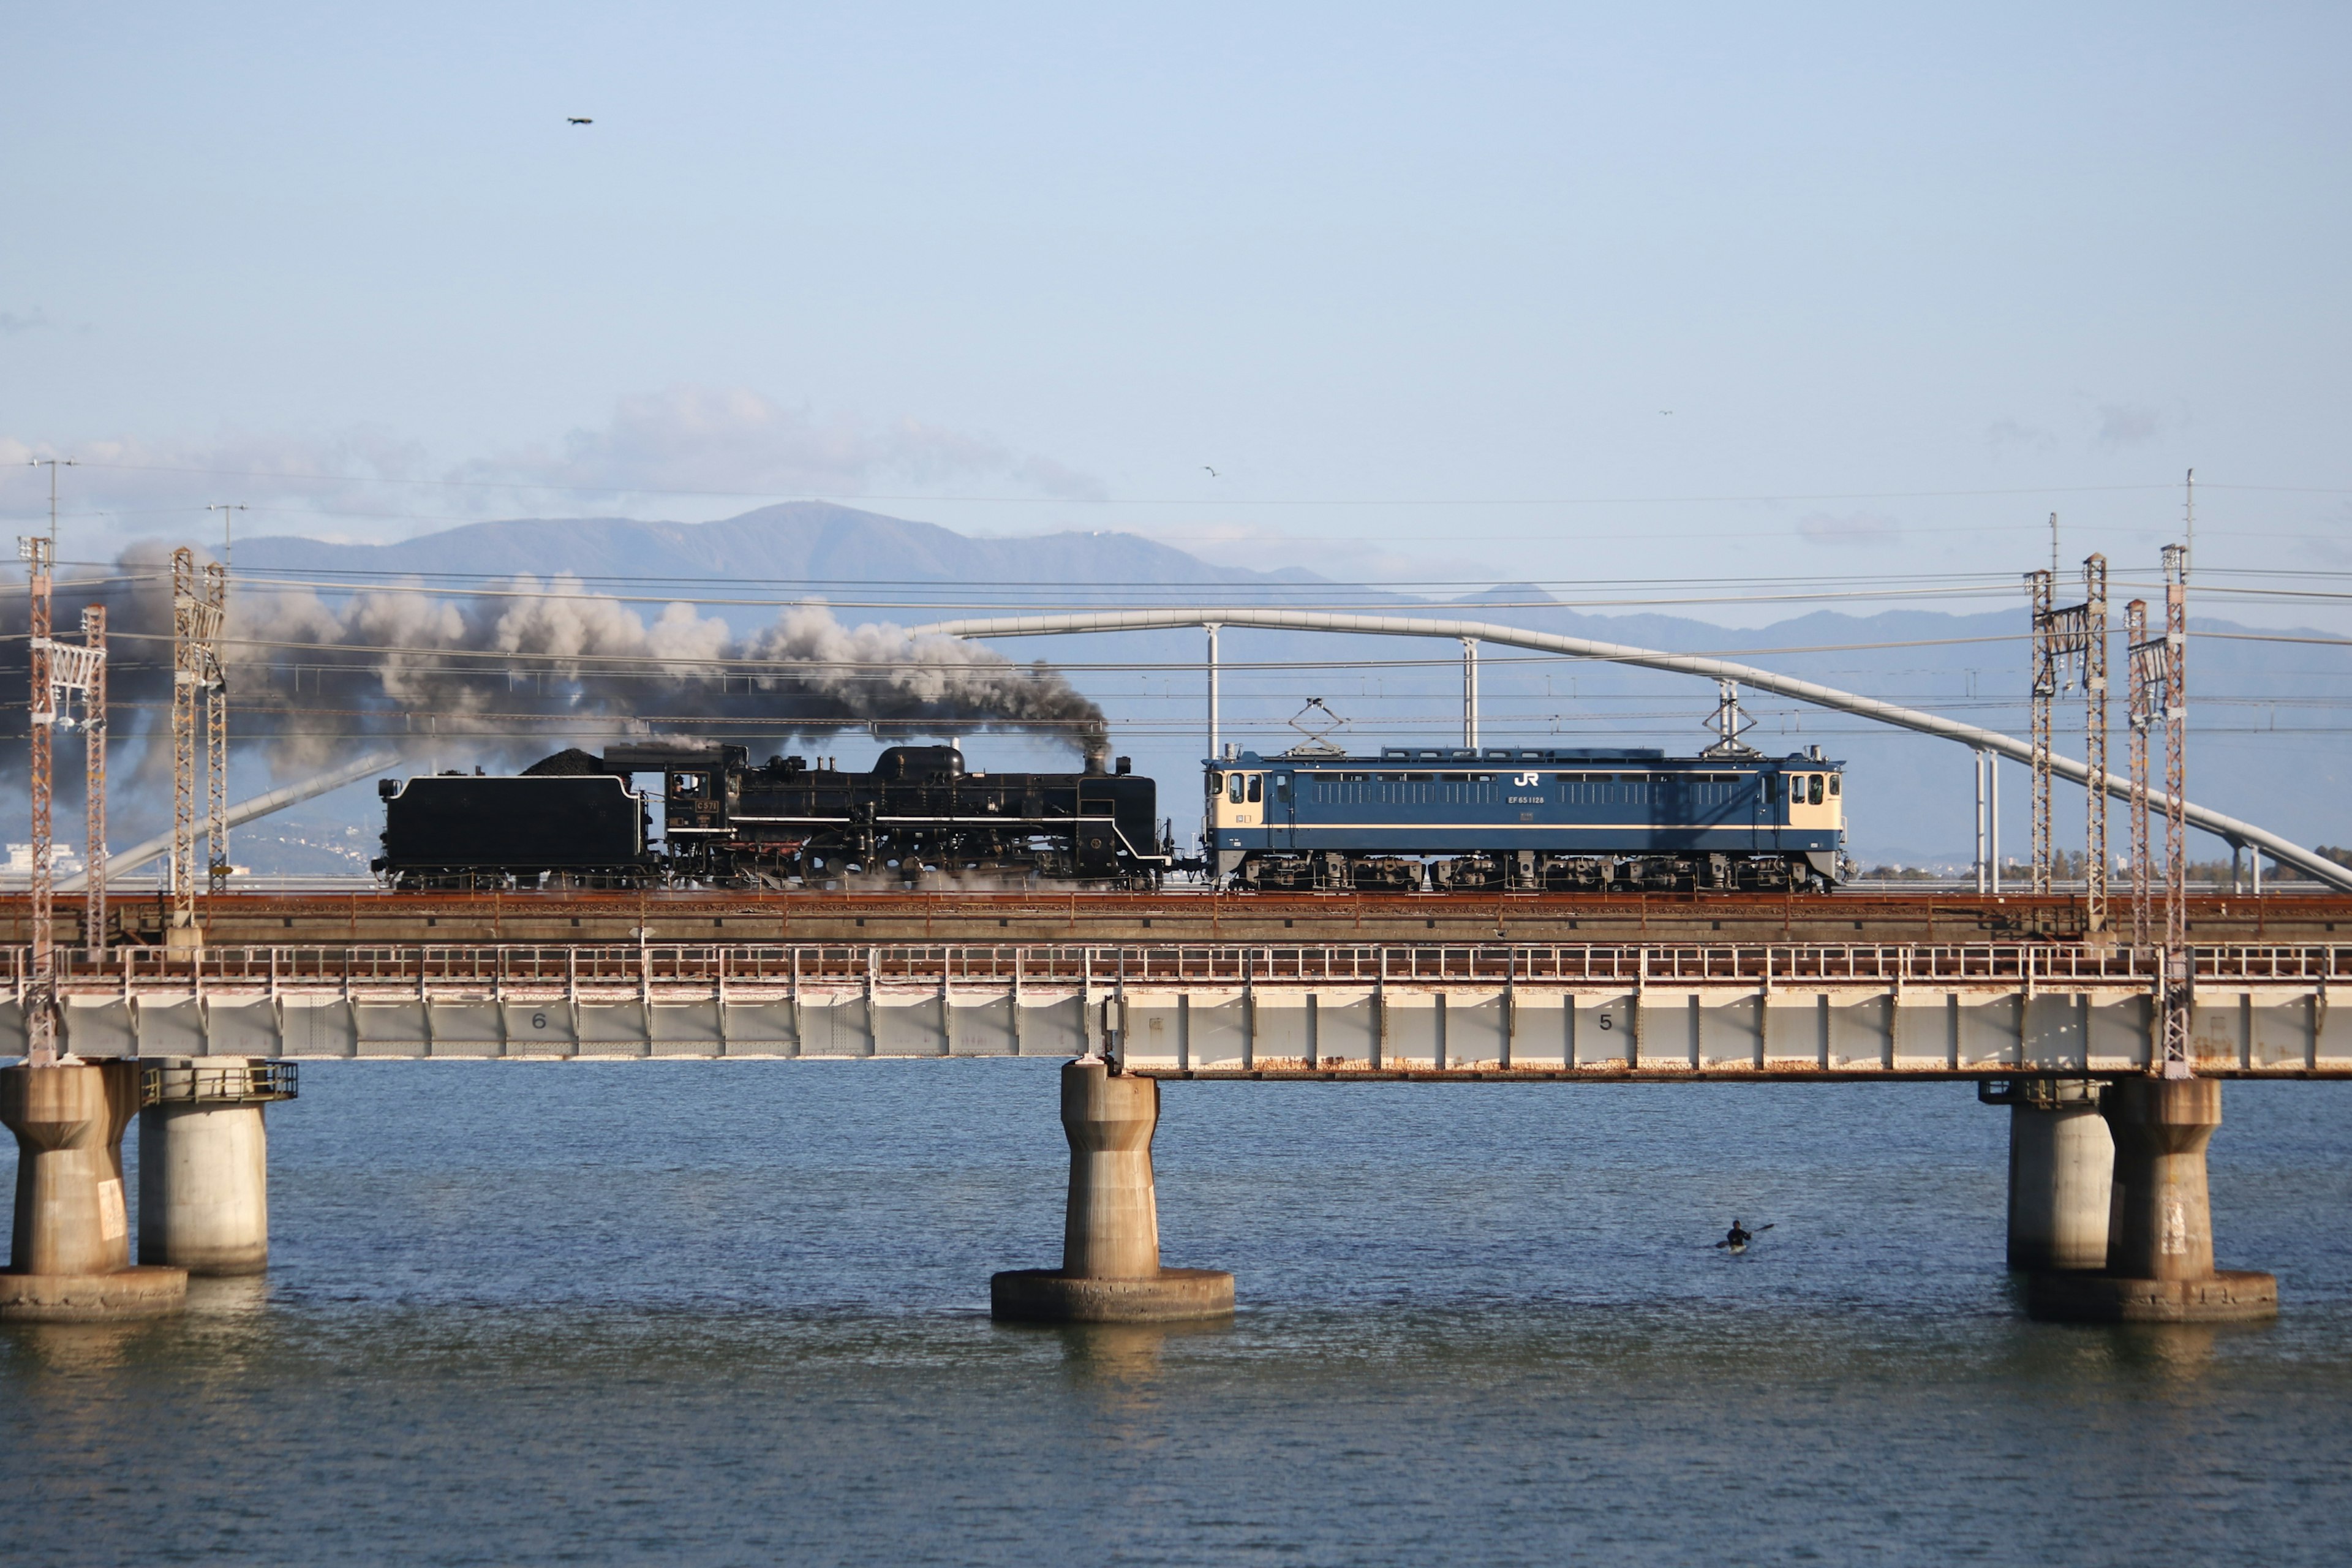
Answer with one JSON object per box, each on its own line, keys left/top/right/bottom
{"left": 374, "top": 743, "right": 1177, "bottom": 889}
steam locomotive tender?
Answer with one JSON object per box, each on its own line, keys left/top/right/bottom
{"left": 375, "top": 743, "right": 1175, "bottom": 889}
{"left": 1206, "top": 744, "right": 1848, "bottom": 892}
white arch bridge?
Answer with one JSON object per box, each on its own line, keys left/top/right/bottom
{"left": 911, "top": 608, "right": 2352, "bottom": 894}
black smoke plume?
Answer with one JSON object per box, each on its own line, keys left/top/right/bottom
{"left": 2, "top": 544, "right": 1109, "bottom": 832}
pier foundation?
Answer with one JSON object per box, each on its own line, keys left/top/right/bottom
{"left": 138, "top": 1060, "right": 276, "bottom": 1276}
{"left": 2004, "top": 1079, "right": 2113, "bottom": 1272}
{"left": 2028, "top": 1077, "right": 2278, "bottom": 1323}
{"left": 991, "top": 1058, "right": 1234, "bottom": 1323}
{"left": 1, "top": 1061, "right": 187, "bottom": 1321}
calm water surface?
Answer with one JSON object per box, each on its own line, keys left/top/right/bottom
{"left": 5, "top": 1061, "right": 2350, "bottom": 1566}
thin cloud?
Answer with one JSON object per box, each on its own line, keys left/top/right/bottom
{"left": 454, "top": 385, "right": 1108, "bottom": 503}
{"left": 0, "top": 309, "right": 52, "bottom": 336}
{"left": 0, "top": 387, "right": 1107, "bottom": 546}
{"left": 0, "top": 429, "right": 431, "bottom": 538}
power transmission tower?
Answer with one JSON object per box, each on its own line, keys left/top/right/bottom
{"left": 2125, "top": 596, "right": 2154, "bottom": 946}
{"left": 170, "top": 547, "right": 228, "bottom": 940}
{"left": 2160, "top": 543, "right": 2191, "bottom": 1077}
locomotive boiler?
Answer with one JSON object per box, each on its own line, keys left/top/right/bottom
{"left": 374, "top": 742, "right": 1176, "bottom": 889}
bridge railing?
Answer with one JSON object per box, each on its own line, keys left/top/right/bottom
{"left": 17, "top": 941, "right": 2352, "bottom": 990}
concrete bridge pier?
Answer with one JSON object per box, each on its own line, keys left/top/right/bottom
{"left": 138, "top": 1060, "right": 277, "bottom": 1276}
{"left": 2028, "top": 1077, "right": 2278, "bottom": 1323}
{"left": 0, "top": 1061, "right": 189, "bottom": 1321}
{"left": 2001, "top": 1079, "right": 2113, "bottom": 1272}
{"left": 991, "top": 1058, "right": 1234, "bottom": 1323}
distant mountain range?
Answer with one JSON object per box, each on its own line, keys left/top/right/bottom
{"left": 239, "top": 501, "right": 1323, "bottom": 619}
{"left": 226, "top": 503, "right": 2346, "bottom": 867}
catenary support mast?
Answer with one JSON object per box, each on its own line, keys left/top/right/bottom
{"left": 2160, "top": 543, "right": 2191, "bottom": 1076}
{"left": 2028, "top": 567, "right": 2056, "bottom": 894}
{"left": 2126, "top": 597, "right": 2154, "bottom": 947}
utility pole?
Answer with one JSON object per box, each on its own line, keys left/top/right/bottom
{"left": 1204, "top": 623, "right": 1221, "bottom": 760}
{"left": 2184, "top": 469, "right": 2195, "bottom": 565}
{"left": 208, "top": 502, "right": 246, "bottom": 570}
{"left": 1460, "top": 638, "right": 1479, "bottom": 748}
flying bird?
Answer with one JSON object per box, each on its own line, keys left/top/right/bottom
{"left": 1202, "top": 466, "right": 1218, "bottom": 478}
{"left": 568, "top": 116, "right": 594, "bottom": 126}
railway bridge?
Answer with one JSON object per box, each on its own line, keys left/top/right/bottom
{"left": 1, "top": 927, "right": 2333, "bottom": 1329}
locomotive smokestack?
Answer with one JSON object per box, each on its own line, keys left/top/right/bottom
{"left": 1084, "top": 748, "right": 1108, "bottom": 775}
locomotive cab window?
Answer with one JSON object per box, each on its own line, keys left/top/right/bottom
{"left": 1246, "top": 775, "right": 1262, "bottom": 804}
{"left": 671, "top": 772, "right": 704, "bottom": 796}
{"left": 1809, "top": 774, "right": 1824, "bottom": 805}
{"left": 1272, "top": 775, "right": 1289, "bottom": 801}
{"left": 1829, "top": 774, "right": 1841, "bottom": 797}
{"left": 1208, "top": 771, "right": 1224, "bottom": 798}
{"left": 1228, "top": 774, "right": 1245, "bottom": 804}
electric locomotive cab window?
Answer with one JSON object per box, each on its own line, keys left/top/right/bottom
{"left": 1247, "top": 775, "right": 1262, "bottom": 804}
{"left": 1829, "top": 774, "right": 1841, "bottom": 797}
{"left": 1809, "top": 774, "right": 1825, "bottom": 805}
{"left": 1228, "top": 774, "right": 1244, "bottom": 804}
{"left": 1272, "top": 775, "right": 1289, "bottom": 801}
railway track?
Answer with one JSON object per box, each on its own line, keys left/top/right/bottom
{"left": 6, "top": 888, "right": 2343, "bottom": 948}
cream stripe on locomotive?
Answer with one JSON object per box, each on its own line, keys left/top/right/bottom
{"left": 1251, "top": 821, "right": 1781, "bottom": 832}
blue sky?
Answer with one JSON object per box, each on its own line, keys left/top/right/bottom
{"left": 4, "top": 3, "right": 2348, "bottom": 607}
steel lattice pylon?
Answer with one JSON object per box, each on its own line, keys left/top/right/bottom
{"left": 2028, "top": 558, "right": 2109, "bottom": 926}
{"left": 2125, "top": 597, "right": 2155, "bottom": 946}
{"left": 20, "top": 535, "right": 56, "bottom": 1063}
{"left": 81, "top": 605, "right": 108, "bottom": 952}
{"left": 2161, "top": 544, "right": 2192, "bottom": 1077}
{"left": 2079, "top": 555, "right": 2108, "bottom": 937}
{"left": 170, "top": 548, "right": 228, "bottom": 935}
{"left": 206, "top": 559, "right": 229, "bottom": 895}
{"left": 15, "top": 541, "right": 109, "bottom": 1058}
{"left": 2027, "top": 568, "right": 2056, "bottom": 894}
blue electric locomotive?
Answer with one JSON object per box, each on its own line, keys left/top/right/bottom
{"left": 1205, "top": 744, "right": 1847, "bottom": 892}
